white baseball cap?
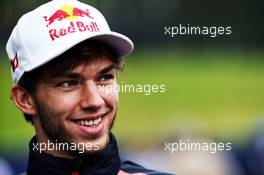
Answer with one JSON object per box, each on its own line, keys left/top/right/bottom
{"left": 6, "top": 0, "right": 134, "bottom": 84}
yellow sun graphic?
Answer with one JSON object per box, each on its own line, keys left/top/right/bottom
{"left": 60, "top": 4, "right": 78, "bottom": 20}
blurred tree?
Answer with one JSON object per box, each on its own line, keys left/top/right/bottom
{"left": 1, "top": 0, "right": 263, "bottom": 49}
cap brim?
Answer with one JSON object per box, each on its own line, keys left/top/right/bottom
{"left": 89, "top": 31, "right": 134, "bottom": 57}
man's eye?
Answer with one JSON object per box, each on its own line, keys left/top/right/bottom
{"left": 59, "top": 80, "right": 79, "bottom": 87}
{"left": 98, "top": 74, "right": 114, "bottom": 81}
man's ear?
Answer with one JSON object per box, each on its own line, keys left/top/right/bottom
{"left": 11, "top": 85, "right": 37, "bottom": 116}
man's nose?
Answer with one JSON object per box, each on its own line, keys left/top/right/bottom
{"left": 79, "top": 81, "right": 104, "bottom": 111}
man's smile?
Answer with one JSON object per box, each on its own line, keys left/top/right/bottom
{"left": 70, "top": 112, "right": 108, "bottom": 136}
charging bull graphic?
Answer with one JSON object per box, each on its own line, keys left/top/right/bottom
{"left": 43, "top": 5, "right": 94, "bottom": 27}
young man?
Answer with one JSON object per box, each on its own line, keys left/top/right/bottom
{"left": 6, "top": 0, "right": 174, "bottom": 174}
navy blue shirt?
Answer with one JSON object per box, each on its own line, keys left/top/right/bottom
{"left": 26, "top": 134, "right": 175, "bottom": 175}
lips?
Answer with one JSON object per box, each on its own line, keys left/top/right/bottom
{"left": 71, "top": 113, "right": 107, "bottom": 136}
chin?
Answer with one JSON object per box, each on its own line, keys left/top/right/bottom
{"left": 77, "top": 131, "right": 110, "bottom": 154}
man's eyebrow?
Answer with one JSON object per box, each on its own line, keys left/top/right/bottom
{"left": 57, "top": 72, "right": 81, "bottom": 79}
{"left": 53, "top": 64, "right": 117, "bottom": 79}
{"left": 99, "top": 64, "right": 117, "bottom": 74}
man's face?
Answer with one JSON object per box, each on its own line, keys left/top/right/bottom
{"left": 33, "top": 56, "right": 118, "bottom": 156}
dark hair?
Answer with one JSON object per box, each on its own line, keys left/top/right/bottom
{"left": 18, "top": 40, "right": 124, "bottom": 124}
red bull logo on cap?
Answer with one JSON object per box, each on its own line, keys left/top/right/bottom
{"left": 43, "top": 4, "right": 99, "bottom": 41}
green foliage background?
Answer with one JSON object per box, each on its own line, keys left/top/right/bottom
{"left": 1, "top": 49, "right": 264, "bottom": 153}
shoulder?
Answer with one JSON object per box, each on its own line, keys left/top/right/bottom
{"left": 121, "top": 160, "right": 175, "bottom": 175}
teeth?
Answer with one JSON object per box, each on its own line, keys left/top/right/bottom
{"left": 94, "top": 119, "right": 98, "bottom": 125}
{"left": 76, "top": 117, "right": 102, "bottom": 127}
{"left": 89, "top": 120, "right": 93, "bottom": 125}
